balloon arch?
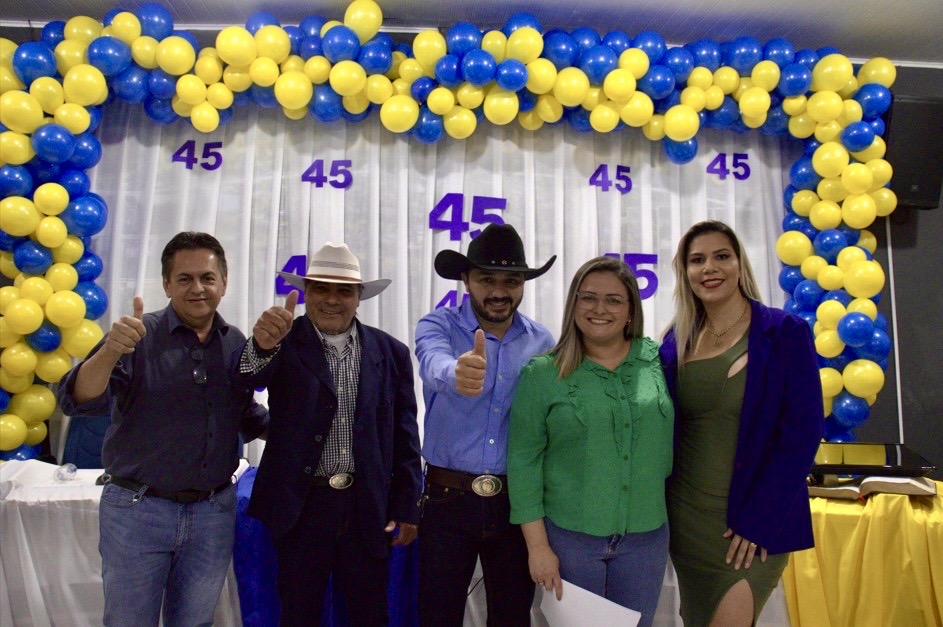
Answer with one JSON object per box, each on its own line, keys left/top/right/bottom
{"left": 0, "top": 0, "right": 897, "bottom": 458}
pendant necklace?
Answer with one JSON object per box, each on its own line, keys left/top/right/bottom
{"left": 706, "top": 301, "right": 748, "bottom": 347}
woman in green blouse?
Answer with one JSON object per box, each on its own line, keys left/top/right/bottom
{"left": 507, "top": 256, "right": 675, "bottom": 627}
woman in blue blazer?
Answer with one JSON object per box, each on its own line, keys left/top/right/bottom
{"left": 660, "top": 220, "right": 824, "bottom": 626}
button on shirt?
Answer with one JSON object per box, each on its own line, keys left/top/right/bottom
{"left": 57, "top": 305, "right": 268, "bottom": 492}
{"left": 415, "top": 301, "right": 554, "bottom": 475}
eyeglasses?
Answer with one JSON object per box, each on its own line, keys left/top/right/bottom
{"left": 190, "top": 346, "right": 207, "bottom": 386}
{"left": 575, "top": 291, "right": 629, "bottom": 311}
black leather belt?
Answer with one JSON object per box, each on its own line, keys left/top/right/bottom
{"left": 425, "top": 464, "right": 506, "bottom": 497}
{"left": 107, "top": 475, "right": 232, "bottom": 504}
{"left": 312, "top": 472, "right": 354, "bottom": 489}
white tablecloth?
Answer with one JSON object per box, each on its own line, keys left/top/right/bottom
{"left": 0, "top": 459, "right": 243, "bottom": 627}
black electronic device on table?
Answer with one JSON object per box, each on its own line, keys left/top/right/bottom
{"left": 809, "top": 442, "right": 937, "bottom": 480}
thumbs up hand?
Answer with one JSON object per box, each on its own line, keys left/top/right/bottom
{"left": 253, "top": 289, "right": 299, "bottom": 351}
{"left": 455, "top": 329, "right": 487, "bottom": 396}
{"left": 104, "top": 296, "right": 148, "bottom": 356}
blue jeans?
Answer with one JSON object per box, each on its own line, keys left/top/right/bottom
{"left": 545, "top": 518, "right": 669, "bottom": 627}
{"left": 98, "top": 482, "right": 237, "bottom": 627}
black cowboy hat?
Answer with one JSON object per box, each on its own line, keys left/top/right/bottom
{"left": 434, "top": 223, "right": 556, "bottom": 281}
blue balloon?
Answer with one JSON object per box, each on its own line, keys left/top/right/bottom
{"left": 341, "top": 104, "right": 373, "bottom": 124}
{"left": 778, "top": 265, "right": 804, "bottom": 294}
{"left": 854, "top": 83, "right": 892, "bottom": 119}
{"left": 517, "top": 89, "right": 537, "bottom": 113}
{"left": 502, "top": 12, "right": 541, "bottom": 37}
{"left": 813, "top": 229, "right": 848, "bottom": 263}
{"left": 309, "top": 85, "right": 343, "bottom": 123}
{"left": 248, "top": 85, "right": 278, "bottom": 108}
{"left": 12, "top": 42, "right": 57, "bottom": 85}
{"left": 793, "top": 279, "right": 825, "bottom": 311}
{"left": 86, "top": 105, "right": 104, "bottom": 133}
{"left": 395, "top": 43, "right": 413, "bottom": 57}
{"left": 13, "top": 240, "right": 54, "bottom": 274}
{"left": 144, "top": 96, "right": 178, "bottom": 124}
{"left": 102, "top": 8, "right": 123, "bottom": 26}
{"left": 873, "top": 312, "right": 888, "bottom": 332}
{"left": 663, "top": 137, "right": 698, "bottom": 165}
{"left": 796, "top": 310, "right": 817, "bottom": 329}
{"left": 686, "top": 38, "right": 721, "bottom": 71}
{"left": 578, "top": 45, "right": 618, "bottom": 86}
{"left": 410, "top": 77, "right": 436, "bottom": 104}
{"left": 633, "top": 30, "right": 666, "bottom": 64}
{"left": 217, "top": 106, "right": 234, "bottom": 126}
{"left": 57, "top": 169, "right": 90, "bottom": 197}
{"left": 789, "top": 156, "right": 821, "bottom": 191}
{"left": 542, "top": 31, "right": 579, "bottom": 70}
{"left": 653, "top": 89, "right": 681, "bottom": 114}
{"left": 837, "top": 312, "right": 875, "bottom": 347}
{"left": 835, "top": 224, "right": 861, "bottom": 246}
{"left": 783, "top": 184, "right": 798, "bottom": 209}
{"left": 0, "top": 389, "right": 9, "bottom": 413}
{"left": 172, "top": 30, "right": 199, "bottom": 54}
{"left": 299, "top": 15, "right": 327, "bottom": 39}
{"left": 112, "top": 65, "right": 149, "bottom": 103}
{"left": 705, "top": 96, "right": 739, "bottom": 129}
{"left": 0, "top": 165, "right": 33, "bottom": 198}
{"left": 284, "top": 25, "right": 303, "bottom": 55}
{"left": 31, "top": 124, "right": 77, "bottom": 164}
{"left": 570, "top": 27, "right": 601, "bottom": 54}
{"left": 299, "top": 36, "right": 323, "bottom": 60}
{"left": 782, "top": 211, "right": 807, "bottom": 232}
{"left": 868, "top": 117, "right": 886, "bottom": 137}
{"left": 783, "top": 298, "right": 801, "bottom": 315}
{"left": 823, "top": 416, "right": 857, "bottom": 442}
{"left": 461, "top": 49, "right": 497, "bottom": 86}
{"left": 446, "top": 22, "right": 481, "bottom": 57}
{"left": 136, "top": 2, "right": 174, "bottom": 40}
{"left": 41, "top": 21, "right": 66, "bottom": 48}
{"left": 794, "top": 48, "right": 819, "bottom": 68}
{"left": 802, "top": 138, "right": 822, "bottom": 157}
{"left": 0, "top": 444, "right": 41, "bottom": 461}
{"left": 817, "top": 46, "right": 841, "bottom": 58}
{"left": 26, "top": 321, "right": 62, "bottom": 352}
{"left": 840, "top": 121, "right": 876, "bottom": 152}
{"left": 777, "top": 63, "right": 812, "bottom": 97}
{"left": 321, "top": 25, "right": 361, "bottom": 63}
{"left": 822, "top": 289, "right": 853, "bottom": 307}
{"left": 434, "top": 54, "right": 463, "bottom": 87}
{"left": 358, "top": 40, "right": 393, "bottom": 74}
{"left": 663, "top": 47, "right": 694, "bottom": 82}
{"left": 832, "top": 391, "right": 870, "bottom": 428}
{"left": 245, "top": 11, "right": 279, "bottom": 34}
{"left": 637, "top": 64, "right": 676, "bottom": 100}
{"left": 602, "top": 31, "right": 632, "bottom": 55}
{"left": 763, "top": 38, "right": 795, "bottom": 68}
{"left": 25, "top": 158, "right": 62, "bottom": 186}
{"left": 855, "top": 329, "right": 891, "bottom": 362}
{"left": 496, "top": 59, "right": 528, "bottom": 92}
{"left": 60, "top": 194, "right": 108, "bottom": 237}
{"left": 87, "top": 36, "right": 133, "bottom": 77}
{"left": 74, "top": 251, "right": 104, "bottom": 281}
{"left": 725, "top": 36, "right": 763, "bottom": 75}
{"left": 74, "top": 281, "right": 109, "bottom": 320}
{"left": 760, "top": 105, "right": 789, "bottom": 136}
{"left": 566, "top": 107, "right": 593, "bottom": 133}
{"left": 818, "top": 346, "right": 854, "bottom": 371}
{"left": 232, "top": 91, "right": 250, "bottom": 107}
{"left": 66, "top": 133, "right": 103, "bottom": 170}
{"left": 412, "top": 107, "right": 444, "bottom": 144}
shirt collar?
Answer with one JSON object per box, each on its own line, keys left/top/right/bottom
{"left": 310, "top": 317, "right": 359, "bottom": 348}
{"left": 165, "top": 304, "right": 228, "bottom": 336}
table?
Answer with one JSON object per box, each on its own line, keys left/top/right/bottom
{"left": 0, "top": 459, "right": 243, "bottom": 627}
{"left": 783, "top": 485, "right": 943, "bottom": 627}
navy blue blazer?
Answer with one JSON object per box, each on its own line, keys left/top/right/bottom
{"left": 660, "top": 299, "right": 824, "bottom": 554}
{"left": 242, "top": 316, "right": 422, "bottom": 558}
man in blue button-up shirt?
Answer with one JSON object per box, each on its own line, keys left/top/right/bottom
{"left": 415, "top": 224, "right": 556, "bottom": 626}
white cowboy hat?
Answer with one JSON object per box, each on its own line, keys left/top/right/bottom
{"left": 277, "top": 242, "right": 391, "bottom": 300}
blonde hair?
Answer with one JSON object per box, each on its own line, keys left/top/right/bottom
{"left": 664, "top": 221, "right": 762, "bottom": 364}
{"left": 551, "top": 256, "right": 644, "bottom": 378}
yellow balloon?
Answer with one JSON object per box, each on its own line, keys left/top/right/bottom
{"left": 397, "top": 59, "right": 426, "bottom": 83}
{"left": 836, "top": 99, "right": 863, "bottom": 127}
{"left": 52, "top": 102, "right": 91, "bottom": 134}
{"left": 0, "top": 285, "right": 20, "bottom": 313}
{"left": 856, "top": 229, "right": 877, "bottom": 254}
{"left": 51, "top": 237, "right": 84, "bottom": 264}
{"left": 815, "top": 329, "right": 845, "bottom": 358}
{"left": 816, "top": 177, "right": 848, "bottom": 203}
{"left": 45, "top": 262, "right": 79, "bottom": 291}
{"left": 61, "top": 319, "right": 104, "bottom": 359}
{"left": 18, "top": 277, "right": 54, "bottom": 307}
{"left": 156, "top": 36, "right": 196, "bottom": 76}
{"left": 426, "top": 87, "right": 455, "bottom": 115}
{"left": 703, "top": 86, "right": 724, "bottom": 110}
{"left": 176, "top": 74, "right": 207, "bottom": 106}
{"left": 871, "top": 187, "right": 897, "bottom": 217}
{"left": 812, "top": 142, "right": 849, "bottom": 178}
{"left": 679, "top": 86, "right": 706, "bottom": 112}
{"left": 379, "top": 94, "right": 419, "bottom": 133}
{"left": 365, "top": 74, "right": 393, "bottom": 104}
{"left": 189, "top": 102, "right": 219, "bottom": 133}
{"left": 3, "top": 299, "right": 44, "bottom": 335}
{"left": 35, "top": 216, "right": 69, "bottom": 249}
{"left": 751, "top": 60, "right": 781, "bottom": 92}
{"left": 517, "top": 109, "right": 544, "bottom": 131}
{"left": 172, "top": 95, "right": 193, "bottom": 117}
{"left": 842, "top": 359, "right": 885, "bottom": 398}
{"left": 553, "top": 67, "right": 590, "bottom": 108}
{"left": 0, "top": 343, "right": 37, "bottom": 377}
{"left": 741, "top": 112, "right": 767, "bottom": 129}
{"left": 0, "top": 91, "right": 45, "bottom": 134}
{"left": 319, "top": 21, "right": 343, "bottom": 37}
{"left": 275, "top": 70, "right": 315, "bottom": 108}
{"left": 857, "top": 57, "right": 896, "bottom": 88}
{"left": 809, "top": 200, "right": 842, "bottom": 230}
{"left": 0, "top": 196, "right": 41, "bottom": 236}
{"left": 620, "top": 91, "right": 654, "bottom": 127}
{"left": 787, "top": 113, "right": 816, "bottom": 139}
{"left": 481, "top": 31, "right": 507, "bottom": 63}
{"left": 811, "top": 54, "right": 853, "bottom": 92}
{"left": 663, "top": 104, "right": 700, "bottom": 141}
{"left": 391, "top": 78, "right": 411, "bottom": 96}
{"left": 386, "top": 51, "right": 406, "bottom": 80}
{"left": 249, "top": 57, "right": 280, "bottom": 87}
{"left": 619, "top": 48, "right": 649, "bottom": 79}
{"left": 801, "top": 255, "right": 828, "bottom": 280}
{"left": 281, "top": 55, "right": 305, "bottom": 74}
{"left": 64, "top": 16, "right": 101, "bottom": 43}
{"left": 791, "top": 189, "right": 819, "bottom": 216}
{"left": 282, "top": 106, "right": 308, "bottom": 121}
{"left": 836, "top": 247, "right": 868, "bottom": 272}
{"left": 850, "top": 136, "right": 886, "bottom": 162}
{"left": 602, "top": 68, "right": 636, "bottom": 103}
{"left": 738, "top": 87, "right": 770, "bottom": 118}
{"left": 581, "top": 87, "right": 604, "bottom": 111}
{"left": 0, "top": 253, "right": 18, "bottom": 280}
{"left": 344, "top": 0, "right": 383, "bottom": 44}
{"left": 847, "top": 298, "right": 878, "bottom": 320}
{"left": 342, "top": 91, "right": 369, "bottom": 115}
{"left": 0, "top": 413, "right": 28, "bottom": 451}
{"left": 506, "top": 27, "right": 543, "bottom": 64}
{"left": 819, "top": 367, "right": 844, "bottom": 397}
{"left": 866, "top": 159, "right": 893, "bottom": 191}
{"left": 840, "top": 163, "right": 874, "bottom": 195}
{"left": 194, "top": 56, "right": 223, "bottom": 85}
{"left": 589, "top": 101, "right": 620, "bottom": 133}
{"left": 483, "top": 88, "right": 519, "bottom": 126}
{"left": 731, "top": 77, "right": 753, "bottom": 102}
{"left": 782, "top": 95, "right": 807, "bottom": 116}
{"left": 216, "top": 26, "right": 258, "bottom": 67}
{"left": 206, "top": 83, "right": 234, "bottom": 109}
{"left": 110, "top": 12, "right": 142, "bottom": 44}
{"left": 526, "top": 58, "right": 557, "bottom": 95}
{"left": 841, "top": 193, "right": 877, "bottom": 229}
{"left": 641, "top": 114, "right": 666, "bottom": 141}
{"left": 54, "top": 39, "right": 89, "bottom": 76}
{"left": 34, "top": 347, "right": 73, "bottom": 383}
{"left": 29, "top": 77, "right": 65, "bottom": 115}
{"left": 712, "top": 66, "right": 740, "bottom": 95}
{"left": 413, "top": 31, "right": 447, "bottom": 73}
{"left": 813, "top": 120, "right": 842, "bottom": 143}
{"left": 328, "top": 61, "right": 366, "bottom": 97}
{"left": 255, "top": 25, "right": 291, "bottom": 63}
{"left": 443, "top": 106, "right": 477, "bottom": 139}
{"left": 1, "top": 37, "right": 18, "bottom": 64}
{"left": 535, "top": 94, "right": 563, "bottom": 123}
{"left": 131, "top": 36, "right": 159, "bottom": 69}
{"left": 817, "top": 265, "right": 844, "bottom": 291}
{"left": 844, "top": 260, "right": 884, "bottom": 298}
{"left": 823, "top": 395, "right": 834, "bottom": 418}
{"left": 1, "top": 66, "right": 26, "bottom": 94}
{"left": 0, "top": 368, "right": 34, "bottom": 394}
{"left": 816, "top": 300, "right": 847, "bottom": 330}
{"left": 806, "top": 90, "right": 843, "bottom": 123}
{"left": 456, "top": 82, "right": 484, "bottom": 109}
{"left": 45, "top": 290, "right": 86, "bottom": 329}
{"left": 62, "top": 64, "right": 107, "bottom": 106}
{"left": 775, "top": 231, "right": 813, "bottom": 266}
{"left": 0, "top": 131, "right": 35, "bottom": 165}
{"left": 223, "top": 65, "right": 253, "bottom": 92}
{"left": 25, "top": 421, "right": 48, "bottom": 446}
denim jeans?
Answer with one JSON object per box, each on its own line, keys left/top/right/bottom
{"left": 98, "top": 481, "right": 237, "bottom": 627}
{"left": 544, "top": 518, "right": 669, "bottom": 627}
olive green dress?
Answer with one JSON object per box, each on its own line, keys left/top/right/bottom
{"left": 666, "top": 332, "right": 787, "bottom": 626}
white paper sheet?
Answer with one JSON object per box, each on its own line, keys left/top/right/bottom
{"left": 535, "top": 578, "right": 641, "bottom": 626}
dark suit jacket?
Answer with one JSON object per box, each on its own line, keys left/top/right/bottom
{"left": 242, "top": 316, "right": 422, "bottom": 558}
{"left": 660, "top": 299, "right": 824, "bottom": 554}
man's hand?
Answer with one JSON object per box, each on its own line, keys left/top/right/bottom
{"left": 455, "top": 329, "right": 487, "bottom": 396}
{"left": 102, "top": 296, "right": 147, "bottom": 357}
{"left": 385, "top": 521, "right": 418, "bottom": 546}
{"left": 253, "top": 290, "right": 298, "bottom": 350}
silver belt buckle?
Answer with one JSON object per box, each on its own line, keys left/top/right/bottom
{"left": 471, "top": 474, "right": 502, "bottom": 497}
{"left": 329, "top": 472, "right": 353, "bottom": 489}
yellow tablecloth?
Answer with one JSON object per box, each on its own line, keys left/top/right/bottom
{"left": 783, "top": 482, "right": 943, "bottom": 627}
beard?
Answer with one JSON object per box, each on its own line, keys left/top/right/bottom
{"left": 469, "top": 292, "right": 522, "bottom": 324}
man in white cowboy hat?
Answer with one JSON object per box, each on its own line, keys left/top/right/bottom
{"left": 237, "top": 242, "right": 422, "bottom": 625}
{"left": 415, "top": 223, "right": 557, "bottom": 626}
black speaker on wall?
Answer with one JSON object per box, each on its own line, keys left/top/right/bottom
{"left": 883, "top": 96, "right": 943, "bottom": 209}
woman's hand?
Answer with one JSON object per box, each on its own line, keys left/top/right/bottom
{"left": 528, "top": 544, "right": 563, "bottom": 600}
{"left": 723, "top": 528, "right": 767, "bottom": 570}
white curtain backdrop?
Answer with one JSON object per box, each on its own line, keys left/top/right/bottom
{"left": 88, "top": 103, "right": 792, "bottom": 449}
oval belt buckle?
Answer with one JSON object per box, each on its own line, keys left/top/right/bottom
{"left": 471, "top": 474, "right": 502, "bottom": 497}
{"left": 329, "top": 472, "right": 353, "bottom": 489}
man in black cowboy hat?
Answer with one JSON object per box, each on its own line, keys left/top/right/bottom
{"left": 415, "top": 223, "right": 556, "bottom": 626}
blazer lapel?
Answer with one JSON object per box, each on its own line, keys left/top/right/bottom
{"left": 296, "top": 318, "right": 337, "bottom": 394}
{"left": 355, "top": 323, "right": 381, "bottom": 416}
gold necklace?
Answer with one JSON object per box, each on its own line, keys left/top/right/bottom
{"left": 705, "top": 301, "right": 748, "bottom": 346}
